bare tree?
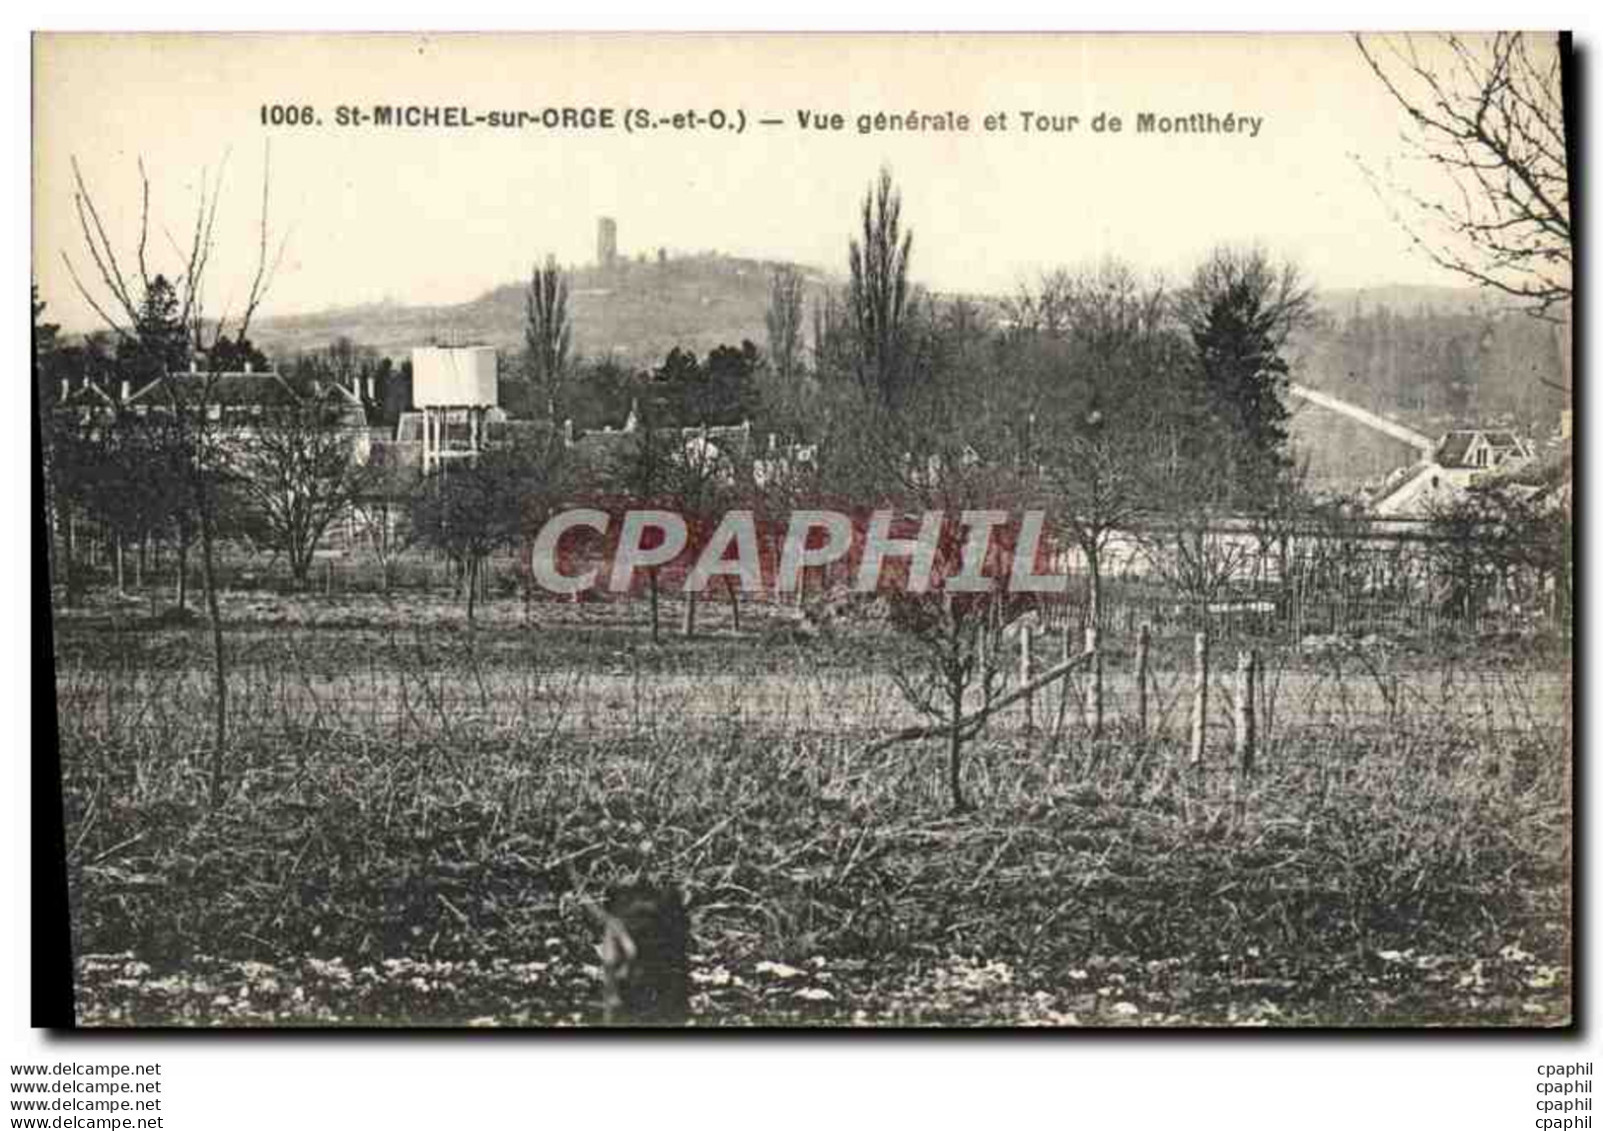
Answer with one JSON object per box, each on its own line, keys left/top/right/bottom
{"left": 1180, "top": 246, "right": 1312, "bottom": 356}
{"left": 525, "top": 255, "right": 572, "bottom": 405}
{"left": 1355, "top": 32, "right": 1571, "bottom": 319}
{"left": 764, "top": 264, "right": 807, "bottom": 383}
{"left": 850, "top": 379, "right": 1026, "bottom": 812}
{"left": 358, "top": 495, "right": 411, "bottom": 594}
{"left": 410, "top": 435, "right": 567, "bottom": 623}
{"left": 62, "top": 148, "right": 285, "bottom": 355}
{"left": 1426, "top": 481, "right": 1569, "bottom": 626}
{"left": 1138, "top": 419, "right": 1256, "bottom": 630}
{"left": 848, "top": 167, "right": 914, "bottom": 405}
{"left": 888, "top": 590, "right": 1010, "bottom": 814}
{"left": 315, "top": 336, "right": 380, "bottom": 397}
{"left": 236, "top": 393, "right": 375, "bottom": 588}
{"left": 46, "top": 381, "right": 142, "bottom": 600}
{"left": 1003, "top": 268, "right": 1075, "bottom": 339}
{"left": 662, "top": 434, "right": 736, "bottom": 638}
{"left": 59, "top": 146, "right": 285, "bottom": 807}
{"left": 1243, "top": 457, "right": 1314, "bottom": 601}
{"left": 606, "top": 407, "right": 678, "bottom": 643}
{"left": 1016, "top": 262, "right": 1181, "bottom": 736}
{"left": 810, "top": 287, "right": 855, "bottom": 382}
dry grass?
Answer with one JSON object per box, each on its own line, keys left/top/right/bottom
{"left": 55, "top": 590, "right": 1571, "bottom": 1026}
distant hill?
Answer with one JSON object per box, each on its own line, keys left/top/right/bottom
{"left": 250, "top": 253, "right": 835, "bottom": 367}
{"left": 1313, "top": 284, "right": 1517, "bottom": 320}
{"left": 253, "top": 266, "right": 1547, "bottom": 370}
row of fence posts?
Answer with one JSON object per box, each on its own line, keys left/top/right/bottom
{"left": 1190, "top": 632, "right": 1259, "bottom": 772}
{"left": 1015, "top": 621, "right": 1258, "bottom": 771}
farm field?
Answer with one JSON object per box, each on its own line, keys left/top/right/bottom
{"left": 53, "top": 588, "right": 1572, "bottom": 1027}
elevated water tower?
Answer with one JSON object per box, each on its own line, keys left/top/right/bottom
{"left": 411, "top": 346, "right": 498, "bottom": 473}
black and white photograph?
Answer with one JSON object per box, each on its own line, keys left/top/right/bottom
{"left": 31, "top": 31, "right": 1573, "bottom": 1033}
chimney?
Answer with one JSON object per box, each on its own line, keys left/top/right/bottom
{"left": 59, "top": 377, "right": 67, "bottom": 401}
{"left": 120, "top": 380, "right": 130, "bottom": 402}
{"left": 563, "top": 418, "right": 574, "bottom": 446}
{"left": 189, "top": 359, "right": 198, "bottom": 374}
{"left": 768, "top": 433, "right": 776, "bottom": 453}
{"left": 244, "top": 360, "right": 254, "bottom": 375}
{"left": 364, "top": 375, "right": 374, "bottom": 402}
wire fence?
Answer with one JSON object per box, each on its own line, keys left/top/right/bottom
{"left": 53, "top": 588, "right": 1568, "bottom": 769}
{"left": 59, "top": 529, "right": 1569, "bottom": 644}
{"left": 49, "top": 504, "right": 1570, "bottom": 778}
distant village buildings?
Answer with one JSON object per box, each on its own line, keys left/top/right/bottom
{"left": 1370, "top": 428, "right": 1546, "bottom": 519}
{"left": 57, "top": 361, "right": 371, "bottom": 465}
{"left": 1284, "top": 380, "right": 1568, "bottom": 520}
{"left": 55, "top": 347, "right": 1568, "bottom": 527}
{"left": 46, "top": 254, "right": 1569, "bottom": 610}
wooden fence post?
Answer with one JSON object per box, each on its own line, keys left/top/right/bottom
{"left": 1292, "top": 574, "right": 1303, "bottom": 651}
{"left": 1020, "top": 624, "right": 1034, "bottom": 733}
{"left": 1085, "top": 625, "right": 1102, "bottom": 739}
{"left": 1190, "top": 630, "right": 1208, "bottom": 768}
{"left": 1135, "top": 623, "right": 1150, "bottom": 739}
{"left": 1235, "top": 648, "right": 1257, "bottom": 773}
{"left": 1055, "top": 625, "right": 1073, "bottom": 736}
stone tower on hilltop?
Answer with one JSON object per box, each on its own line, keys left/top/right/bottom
{"left": 597, "top": 216, "right": 618, "bottom": 270}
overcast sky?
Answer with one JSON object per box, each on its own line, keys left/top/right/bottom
{"left": 32, "top": 32, "right": 1562, "bottom": 332}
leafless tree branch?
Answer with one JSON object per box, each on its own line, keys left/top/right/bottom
{"left": 1355, "top": 32, "right": 1571, "bottom": 320}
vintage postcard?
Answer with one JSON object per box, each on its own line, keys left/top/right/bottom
{"left": 33, "top": 32, "right": 1572, "bottom": 1029}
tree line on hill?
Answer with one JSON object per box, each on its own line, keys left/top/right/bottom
{"left": 1297, "top": 300, "right": 1567, "bottom": 436}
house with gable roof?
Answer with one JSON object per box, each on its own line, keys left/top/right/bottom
{"left": 1370, "top": 427, "right": 1539, "bottom": 519}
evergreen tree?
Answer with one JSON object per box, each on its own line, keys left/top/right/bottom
{"left": 1184, "top": 249, "right": 1311, "bottom": 501}
{"left": 119, "top": 274, "right": 191, "bottom": 381}
{"left": 32, "top": 284, "right": 60, "bottom": 395}
{"left": 764, "top": 265, "right": 806, "bottom": 382}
